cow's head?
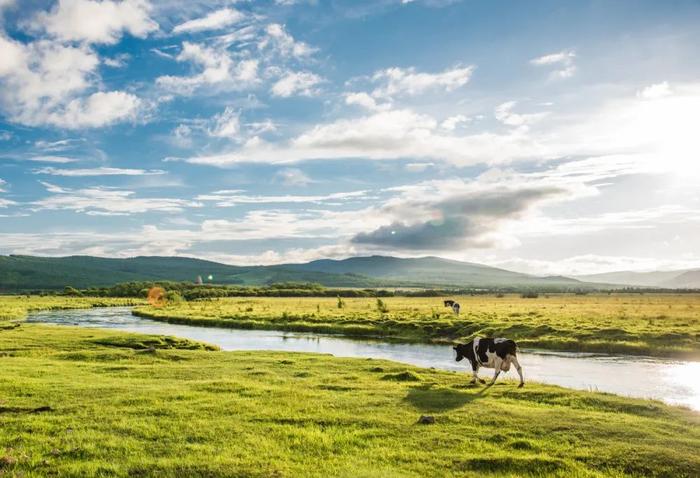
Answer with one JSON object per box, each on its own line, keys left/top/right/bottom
{"left": 453, "top": 344, "right": 465, "bottom": 362}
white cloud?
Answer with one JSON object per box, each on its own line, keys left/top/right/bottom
{"left": 0, "top": 37, "right": 141, "bottom": 128}
{"left": 156, "top": 41, "right": 259, "bottom": 94}
{"left": 181, "top": 82, "right": 700, "bottom": 181}
{"left": 34, "top": 139, "right": 84, "bottom": 151}
{"left": 530, "top": 50, "right": 576, "bottom": 79}
{"left": 208, "top": 107, "right": 240, "bottom": 138}
{"left": 259, "top": 23, "right": 316, "bottom": 58}
{"left": 196, "top": 189, "right": 369, "bottom": 206}
{"left": 405, "top": 162, "right": 434, "bottom": 172}
{"left": 271, "top": 71, "right": 322, "bottom": 97}
{"left": 172, "top": 8, "right": 244, "bottom": 34}
{"left": 26, "top": 156, "right": 78, "bottom": 164}
{"left": 370, "top": 65, "right": 474, "bottom": 98}
{"left": 494, "top": 101, "right": 548, "bottom": 127}
{"left": 31, "top": 0, "right": 157, "bottom": 45}
{"left": 34, "top": 167, "right": 165, "bottom": 176}
{"left": 344, "top": 92, "right": 389, "bottom": 111}
{"left": 33, "top": 181, "right": 201, "bottom": 215}
{"left": 638, "top": 81, "right": 672, "bottom": 100}
{"left": 48, "top": 91, "right": 141, "bottom": 129}
{"left": 103, "top": 53, "right": 131, "bottom": 68}
{"left": 0, "top": 178, "right": 6, "bottom": 193}
{"left": 274, "top": 168, "right": 312, "bottom": 186}
{"left": 440, "top": 114, "right": 469, "bottom": 131}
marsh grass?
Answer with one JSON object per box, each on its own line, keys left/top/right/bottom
{"left": 134, "top": 294, "right": 700, "bottom": 358}
{"left": 0, "top": 323, "right": 699, "bottom": 477}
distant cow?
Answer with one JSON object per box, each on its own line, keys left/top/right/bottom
{"left": 452, "top": 302, "right": 460, "bottom": 315}
{"left": 443, "top": 300, "right": 455, "bottom": 307}
{"left": 453, "top": 337, "right": 524, "bottom": 387}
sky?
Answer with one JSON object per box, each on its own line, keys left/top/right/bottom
{"left": 1, "top": 0, "right": 699, "bottom": 276}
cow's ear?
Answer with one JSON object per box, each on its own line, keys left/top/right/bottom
{"left": 452, "top": 346, "right": 458, "bottom": 350}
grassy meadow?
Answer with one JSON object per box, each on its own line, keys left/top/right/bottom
{"left": 133, "top": 294, "right": 700, "bottom": 358}
{"left": 1, "top": 322, "right": 699, "bottom": 477}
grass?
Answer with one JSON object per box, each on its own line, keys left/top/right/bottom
{"left": 133, "top": 294, "right": 700, "bottom": 358}
{"left": 1, "top": 322, "right": 699, "bottom": 477}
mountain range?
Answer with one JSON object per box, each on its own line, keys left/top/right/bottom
{"left": 1, "top": 254, "right": 698, "bottom": 291}
{"left": 1, "top": 254, "right": 593, "bottom": 291}
{"left": 574, "top": 268, "right": 700, "bottom": 289}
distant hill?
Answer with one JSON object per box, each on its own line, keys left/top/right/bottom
{"left": 574, "top": 269, "right": 700, "bottom": 289}
{"left": 0, "top": 254, "right": 603, "bottom": 291}
{"left": 278, "top": 255, "right": 586, "bottom": 288}
{"left": 661, "top": 270, "right": 700, "bottom": 289}
{"left": 0, "top": 255, "right": 383, "bottom": 291}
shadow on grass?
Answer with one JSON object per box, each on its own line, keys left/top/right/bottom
{"left": 404, "top": 383, "right": 488, "bottom": 412}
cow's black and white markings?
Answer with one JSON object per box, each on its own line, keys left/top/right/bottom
{"left": 452, "top": 302, "right": 460, "bottom": 315}
{"left": 443, "top": 300, "right": 456, "bottom": 307}
{"left": 453, "top": 337, "right": 524, "bottom": 387}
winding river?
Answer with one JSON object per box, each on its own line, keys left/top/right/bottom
{"left": 27, "top": 307, "right": 700, "bottom": 411}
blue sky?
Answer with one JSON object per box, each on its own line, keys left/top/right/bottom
{"left": 1, "top": 0, "right": 700, "bottom": 274}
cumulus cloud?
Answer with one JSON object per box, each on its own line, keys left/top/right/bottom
{"left": 271, "top": 71, "right": 323, "bottom": 97}
{"left": 31, "top": 0, "right": 157, "bottom": 45}
{"left": 0, "top": 36, "right": 141, "bottom": 128}
{"left": 440, "top": 114, "right": 469, "bottom": 131}
{"left": 344, "top": 92, "right": 390, "bottom": 111}
{"left": 208, "top": 107, "right": 240, "bottom": 138}
{"left": 156, "top": 41, "right": 259, "bottom": 94}
{"left": 258, "top": 23, "right": 316, "bottom": 58}
{"left": 172, "top": 7, "right": 244, "bottom": 34}
{"left": 180, "top": 82, "right": 700, "bottom": 178}
{"left": 530, "top": 50, "right": 576, "bottom": 79}
{"left": 352, "top": 182, "right": 567, "bottom": 251}
{"left": 637, "top": 81, "right": 672, "bottom": 99}
{"left": 494, "top": 101, "right": 548, "bottom": 128}
{"left": 370, "top": 65, "right": 474, "bottom": 98}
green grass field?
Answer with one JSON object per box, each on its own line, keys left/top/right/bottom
{"left": 1, "top": 322, "right": 699, "bottom": 477}
{"left": 133, "top": 294, "right": 700, "bottom": 358}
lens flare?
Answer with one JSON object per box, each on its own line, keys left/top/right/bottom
{"left": 147, "top": 287, "right": 166, "bottom": 307}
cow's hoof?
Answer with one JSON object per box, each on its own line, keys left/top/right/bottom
{"left": 518, "top": 383, "right": 524, "bottom": 388}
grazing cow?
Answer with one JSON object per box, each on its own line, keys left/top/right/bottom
{"left": 453, "top": 337, "right": 524, "bottom": 387}
{"left": 443, "top": 299, "right": 456, "bottom": 307}
{"left": 452, "top": 302, "right": 460, "bottom": 315}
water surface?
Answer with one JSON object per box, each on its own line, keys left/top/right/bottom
{"left": 27, "top": 307, "right": 700, "bottom": 411}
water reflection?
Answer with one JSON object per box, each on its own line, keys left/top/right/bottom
{"left": 26, "top": 307, "right": 700, "bottom": 411}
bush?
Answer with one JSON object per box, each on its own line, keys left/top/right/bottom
{"left": 165, "top": 291, "right": 183, "bottom": 304}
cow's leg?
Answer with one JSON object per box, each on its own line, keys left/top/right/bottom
{"left": 511, "top": 355, "right": 524, "bottom": 387}
{"left": 488, "top": 358, "right": 502, "bottom": 386}
{"left": 469, "top": 362, "right": 481, "bottom": 384}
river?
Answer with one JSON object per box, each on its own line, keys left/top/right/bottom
{"left": 26, "top": 306, "right": 700, "bottom": 411}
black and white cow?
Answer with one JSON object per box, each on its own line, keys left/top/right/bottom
{"left": 443, "top": 299, "right": 456, "bottom": 307}
{"left": 453, "top": 337, "right": 524, "bottom": 387}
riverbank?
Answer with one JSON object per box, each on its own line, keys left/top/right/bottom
{"left": 133, "top": 294, "right": 700, "bottom": 358}
{"left": 0, "top": 296, "right": 144, "bottom": 323}
{"left": 1, "top": 323, "right": 698, "bottom": 477}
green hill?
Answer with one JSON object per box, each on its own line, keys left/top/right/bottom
{"left": 0, "top": 254, "right": 596, "bottom": 291}
{"left": 285, "top": 255, "right": 587, "bottom": 288}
